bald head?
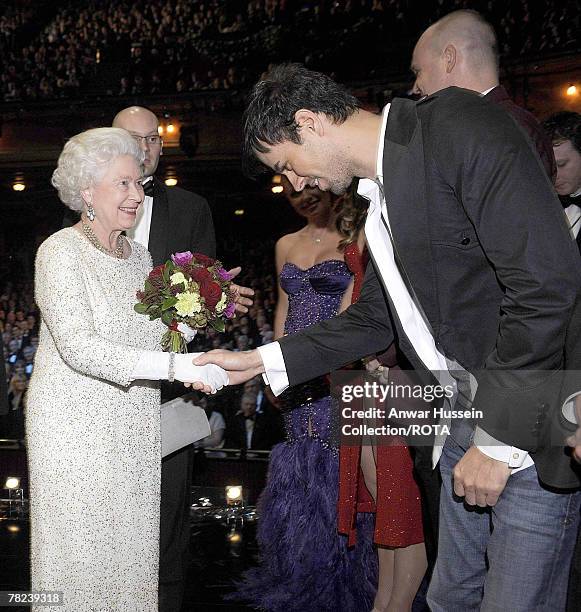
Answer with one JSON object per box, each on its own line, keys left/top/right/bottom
{"left": 113, "top": 106, "right": 162, "bottom": 177}
{"left": 411, "top": 10, "right": 499, "bottom": 97}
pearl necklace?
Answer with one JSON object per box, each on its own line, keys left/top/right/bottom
{"left": 81, "top": 221, "right": 125, "bottom": 259}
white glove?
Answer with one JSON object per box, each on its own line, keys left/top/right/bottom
{"left": 177, "top": 322, "right": 197, "bottom": 343}
{"left": 173, "top": 352, "right": 228, "bottom": 393}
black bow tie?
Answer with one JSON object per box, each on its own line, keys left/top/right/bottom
{"left": 143, "top": 179, "right": 154, "bottom": 197}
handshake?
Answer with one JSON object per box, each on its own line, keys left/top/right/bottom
{"left": 176, "top": 349, "right": 266, "bottom": 394}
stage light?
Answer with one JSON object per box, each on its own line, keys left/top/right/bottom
{"left": 6, "top": 524, "right": 20, "bottom": 534}
{"left": 566, "top": 85, "right": 578, "bottom": 96}
{"left": 227, "top": 531, "right": 242, "bottom": 544}
{"left": 158, "top": 125, "right": 164, "bottom": 135}
{"left": 272, "top": 174, "right": 282, "bottom": 184}
{"left": 5, "top": 477, "right": 20, "bottom": 489}
{"left": 166, "top": 123, "right": 175, "bottom": 134}
{"left": 12, "top": 183, "right": 25, "bottom": 192}
{"left": 225, "top": 485, "right": 243, "bottom": 505}
{"left": 271, "top": 185, "right": 284, "bottom": 194}
{"left": 234, "top": 209, "right": 245, "bottom": 216}
{"left": 164, "top": 178, "right": 178, "bottom": 187}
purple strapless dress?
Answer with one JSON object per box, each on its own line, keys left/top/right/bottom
{"left": 232, "top": 261, "right": 377, "bottom": 611}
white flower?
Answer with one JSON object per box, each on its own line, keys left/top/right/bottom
{"left": 170, "top": 272, "right": 187, "bottom": 287}
{"left": 175, "top": 292, "right": 202, "bottom": 316}
{"left": 215, "top": 292, "right": 228, "bottom": 314}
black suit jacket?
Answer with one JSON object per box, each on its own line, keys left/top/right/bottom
{"left": 147, "top": 180, "right": 216, "bottom": 265}
{"left": 146, "top": 181, "right": 216, "bottom": 402}
{"left": 279, "top": 88, "right": 581, "bottom": 488}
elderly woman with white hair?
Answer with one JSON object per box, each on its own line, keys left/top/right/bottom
{"left": 26, "top": 127, "right": 227, "bottom": 611}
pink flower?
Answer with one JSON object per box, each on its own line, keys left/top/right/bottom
{"left": 171, "top": 251, "right": 193, "bottom": 266}
{"left": 224, "top": 302, "right": 236, "bottom": 318}
{"left": 217, "top": 267, "right": 233, "bottom": 281}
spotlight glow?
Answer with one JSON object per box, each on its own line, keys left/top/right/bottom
{"left": 5, "top": 477, "right": 20, "bottom": 489}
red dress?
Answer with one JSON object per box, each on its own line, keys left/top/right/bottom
{"left": 337, "top": 242, "right": 424, "bottom": 548}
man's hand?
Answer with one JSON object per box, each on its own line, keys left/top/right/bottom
{"left": 453, "top": 446, "right": 511, "bottom": 507}
{"left": 566, "top": 396, "right": 581, "bottom": 463}
{"left": 194, "top": 349, "right": 264, "bottom": 386}
{"left": 227, "top": 267, "right": 254, "bottom": 314}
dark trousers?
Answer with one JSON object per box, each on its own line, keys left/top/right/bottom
{"left": 410, "top": 444, "right": 441, "bottom": 574}
{"left": 568, "top": 523, "right": 581, "bottom": 612}
{"left": 159, "top": 445, "right": 193, "bottom": 612}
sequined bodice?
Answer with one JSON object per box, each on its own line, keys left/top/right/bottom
{"left": 280, "top": 260, "right": 352, "bottom": 335}
{"left": 279, "top": 260, "right": 352, "bottom": 447}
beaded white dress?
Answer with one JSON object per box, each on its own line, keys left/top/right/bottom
{"left": 26, "top": 227, "right": 165, "bottom": 612}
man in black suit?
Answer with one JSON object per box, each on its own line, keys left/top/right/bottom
{"left": 112, "top": 106, "right": 251, "bottom": 612}
{"left": 225, "top": 391, "right": 284, "bottom": 451}
{"left": 542, "top": 111, "right": 581, "bottom": 612}
{"left": 543, "top": 112, "right": 581, "bottom": 251}
{"left": 197, "top": 64, "right": 581, "bottom": 610}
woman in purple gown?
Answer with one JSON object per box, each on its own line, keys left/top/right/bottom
{"left": 234, "top": 177, "right": 376, "bottom": 611}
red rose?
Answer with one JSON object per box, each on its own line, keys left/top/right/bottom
{"left": 192, "top": 253, "right": 215, "bottom": 267}
{"left": 149, "top": 265, "right": 165, "bottom": 279}
{"left": 190, "top": 267, "right": 211, "bottom": 283}
{"left": 169, "top": 320, "right": 179, "bottom": 331}
{"left": 200, "top": 280, "right": 222, "bottom": 310}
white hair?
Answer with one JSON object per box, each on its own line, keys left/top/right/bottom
{"left": 51, "top": 127, "right": 144, "bottom": 212}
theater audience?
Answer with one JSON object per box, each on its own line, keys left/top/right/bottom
{"left": 1, "top": 0, "right": 579, "bottom": 102}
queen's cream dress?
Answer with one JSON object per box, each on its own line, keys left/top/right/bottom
{"left": 26, "top": 227, "right": 165, "bottom": 611}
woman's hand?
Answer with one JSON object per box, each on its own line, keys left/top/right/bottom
{"left": 174, "top": 353, "right": 228, "bottom": 393}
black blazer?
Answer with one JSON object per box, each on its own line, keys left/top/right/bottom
{"left": 279, "top": 88, "right": 581, "bottom": 488}
{"left": 147, "top": 181, "right": 216, "bottom": 265}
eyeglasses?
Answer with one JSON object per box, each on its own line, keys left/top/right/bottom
{"left": 131, "top": 134, "right": 162, "bottom": 146}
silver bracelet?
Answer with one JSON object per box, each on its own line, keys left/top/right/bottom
{"left": 168, "top": 352, "right": 176, "bottom": 383}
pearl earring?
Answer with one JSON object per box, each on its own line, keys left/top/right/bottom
{"left": 87, "top": 203, "right": 95, "bottom": 222}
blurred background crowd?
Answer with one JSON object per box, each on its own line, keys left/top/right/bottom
{"left": 0, "top": 0, "right": 580, "bottom": 102}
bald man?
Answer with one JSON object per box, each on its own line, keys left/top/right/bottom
{"left": 113, "top": 106, "right": 215, "bottom": 611}
{"left": 411, "top": 9, "right": 555, "bottom": 179}
{"left": 410, "top": 11, "right": 581, "bottom": 612}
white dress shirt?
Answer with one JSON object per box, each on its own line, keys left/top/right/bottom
{"left": 565, "top": 203, "right": 581, "bottom": 240}
{"left": 126, "top": 176, "right": 154, "bottom": 248}
{"left": 259, "top": 104, "right": 532, "bottom": 471}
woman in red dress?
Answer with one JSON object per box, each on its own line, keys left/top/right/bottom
{"left": 336, "top": 190, "right": 427, "bottom": 612}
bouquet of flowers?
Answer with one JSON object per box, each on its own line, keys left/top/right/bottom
{"left": 134, "top": 251, "right": 236, "bottom": 353}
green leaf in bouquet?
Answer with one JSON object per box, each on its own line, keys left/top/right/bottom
{"left": 144, "top": 279, "right": 153, "bottom": 293}
{"left": 134, "top": 303, "right": 149, "bottom": 314}
{"left": 211, "top": 318, "right": 225, "bottom": 333}
{"left": 148, "top": 307, "right": 161, "bottom": 320}
{"left": 161, "top": 296, "right": 178, "bottom": 311}
{"left": 161, "top": 310, "right": 174, "bottom": 326}
{"left": 162, "top": 263, "right": 171, "bottom": 284}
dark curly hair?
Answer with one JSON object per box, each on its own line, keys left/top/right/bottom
{"left": 542, "top": 111, "right": 581, "bottom": 154}
{"left": 243, "top": 63, "right": 360, "bottom": 176}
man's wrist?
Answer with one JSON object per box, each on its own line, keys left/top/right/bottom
{"left": 247, "top": 349, "right": 266, "bottom": 374}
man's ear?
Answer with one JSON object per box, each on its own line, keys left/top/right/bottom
{"left": 443, "top": 44, "right": 457, "bottom": 74}
{"left": 294, "top": 109, "right": 325, "bottom": 137}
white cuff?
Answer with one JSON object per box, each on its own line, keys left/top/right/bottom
{"left": 132, "top": 351, "right": 170, "bottom": 380}
{"left": 473, "top": 426, "right": 530, "bottom": 469}
{"left": 257, "top": 341, "right": 289, "bottom": 396}
{"left": 561, "top": 392, "right": 580, "bottom": 424}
